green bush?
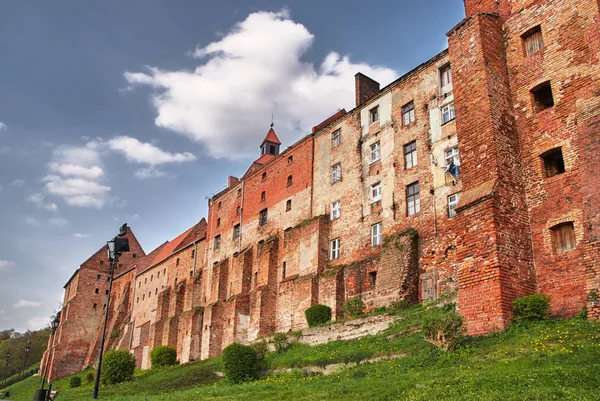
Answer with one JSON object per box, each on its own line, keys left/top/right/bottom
{"left": 342, "top": 297, "right": 365, "bottom": 319}
{"left": 69, "top": 376, "right": 82, "bottom": 388}
{"left": 100, "top": 350, "right": 136, "bottom": 385}
{"left": 392, "top": 300, "right": 410, "bottom": 312}
{"left": 86, "top": 370, "right": 95, "bottom": 383}
{"left": 422, "top": 309, "right": 464, "bottom": 351}
{"left": 577, "top": 306, "right": 588, "bottom": 320}
{"left": 250, "top": 340, "right": 268, "bottom": 361}
{"left": 222, "top": 343, "right": 257, "bottom": 384}
{"left": 271, "top": 333, "right": 292, "bottom": 354}
{"left": 150, "top": 346, "right": 178, "bottom": 368}
{"left": 305, "top": 304, "right": 332, "bottom": 327}
{"left": 110, "top": 328, "right": 121, "bottom": 340}
{"left": 512, "top": 294, "right": 550, "bottom": 321}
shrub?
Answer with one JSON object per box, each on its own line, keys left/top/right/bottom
{"left": 110, "top": 328, "right": 121, "bottom": 340}
{"left": 577, "top": 306, "right": 588, "bottom": 320}
{"left": 422, "top": 309, "right": 464, "bottom": 351}
{"left": 392, "top": 300, "right": 410, "bottom": 312}
{"left": 271, "top": 333, "right": 292, "bottom": 354}
{"left": 305, "top": 304, "right": 332, "bottom": 327}
{"left": 86, "top": 371, "right": 95, "bottom": 383}
{"left": 250, "top": 340, "right": 268, "bottom": 361}
{"left": 69, "top": 376, "right": 82, "bottom": 388}
{"left": 222, "top": 343, "right": 257, "bottom": 384}
{"left": 150, "top": 346, "right": 178, "bottom": 368}
{"left": 342, "top": 297, "right": 365, "bottom": 319}
{"left": 442, "top": 302, "right": 456, "bottom": 313}
{"left": 512, "top": 294, "right": 550, "bottom": 321}
{"left": 100, "top": 350, "right": 136, "bottom": 385}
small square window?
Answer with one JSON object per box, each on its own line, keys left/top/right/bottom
{"left": 233, "top": 224, "right": 240, "bottom": 240}
{"left": 332, "top": 129, "right": 341, "bottom": 147}
{"left": 331, "top": 163, "right": 342, "bottom": 183}
{"left": 370, "top": 182, "right": 382, "bottom": 203}
{"left": 402, "top": 101, "right": 415, "bottom": 126}
{"left": 330, "top": 201, "right": 341, "bottom": 220}
{"left": 369, "top": 106, "right": 379, "bottom": 124}
{"left": 404, "top": 141, "right": 417, "bottom": 169}
{"left": 259, "top": 209, "right": 268, "bottom": 226}
{"left": 523, "top": 26, "right": 544, "bottom": 56}
{"left": 330, "top": 238, "right": 340, "bottom": 260}
{"left": 286, "top": 199, "right": 292, "bottom": 211}
{"left": 442, "top": 103, "right": 455, "bottom": 124}
{"left": 368, "top": 271, "right": 377, "bottom": 287}
{"left": 531, "top": 81, "right": 554, "bottom": 111}
{"left": 551, "top": 222, "right": 576, "bottom": 254}
{"left": 448, "top": 193, "right": 461, "bottom": 218}
{"left": 541, "top": 148, "right": 566, "bottom": 178}
{"left": 406, "top": 182, "right": 420, "bottom": 216}
{"left": 214, "top": 235, "right": 221, "bottom": 249}
{"left": 371, "top": 222, "right": 382, "bottom": 246}
{"left": 370, "top": 142, "right": 381, "bottom": 163}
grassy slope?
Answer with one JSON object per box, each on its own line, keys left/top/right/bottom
{"left": 3, "top": 307, "right": 599, "bottom": 401}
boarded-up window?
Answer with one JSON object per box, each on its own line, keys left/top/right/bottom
{"left": 420, "top": 273, "right": 438, "bottom": 301}
{"left": 523, "top": 26, "right": 544, "bottom": 56}
{"left": 551, "top": 222, "right": 576, "bottom": 254}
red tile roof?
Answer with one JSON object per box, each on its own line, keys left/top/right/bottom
{"left": 134, "top": 242, "right": 169, "bottom": 275}
{"left": 261, "top": 127, "right": 281, "bottom": 145}
{"left": 254, "top": 153, "right": 275, "bottom": 165}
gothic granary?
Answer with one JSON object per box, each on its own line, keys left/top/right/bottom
{"left": 41, "top": 0, "right": 600, "bottom": 380}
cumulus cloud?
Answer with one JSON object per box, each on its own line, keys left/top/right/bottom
{"left": 133, "top": 167, "right": 171, "bottom": 179}
{"left": 28, "top": 316, "right": 49, "bottom": 330}
{"left": 124, "top": 10, "right": 397, "bottom": 159}
{"left": 73, "top": 233, "right": 91, "bottom": 238}
{"left": 0, "top": 260, "right": 15, "bottom": 270}
{"left": 27, "top": 192, "right": 58, "bottom": 212}
{"left": 13, "top": 300, "right": 42, "bottom": 308}
{"left": 107, "top": 136, "right": 196, "bottom": 166}
{"left": 9, "top": 179, "right": 25, "bottom": 187}
{"left": 0, "top": 121, "right": 6, "bottom": 131}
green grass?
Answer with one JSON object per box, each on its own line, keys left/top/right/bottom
{"left": 3, "top": 307, "right": 599, "bottom": 401}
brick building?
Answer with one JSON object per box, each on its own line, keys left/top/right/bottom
{"left": 42, "top": 0, "right": 600, "bottom": 381}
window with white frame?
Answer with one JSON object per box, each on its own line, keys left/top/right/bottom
{"left": 404, "top": 141, "right": 417, "bottom": 169}
{"left": 370, "top": 142, "right": 381, "bottom": 163}
{"left": 331, "top": 163, "right": 342, "bottom": 183}
{"left": 406, "top": 182, "right": 420, "bottom": 216}
{"left": 402, "top": 101, "right": 415, "bottom": 126}
{"left": 330, "top": 238, "right": 340, "bottom": 260}
{"left": 369, "top": 106, "right": 379, "bottom": 124}
{"left": 371, "top": 222, "right": 383, "bottom": 246}
{"left": 442, "top": 103, "right": 455, "bottom": 124}
{"left": 445, "top": 146, "right": 460, "bottom": 167}
{"left": 330, "top": 201, "right": 341, "bottom": 220}
{"left": 448, "top": 193, "right": 461, "bottom": 218}
{"left": 332, "top": 129, "right": 341, "bottom": 147}
{"left": 371, "top": 182, "right": 382, "bottom": 203}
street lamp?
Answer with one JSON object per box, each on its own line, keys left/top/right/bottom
{"left": 3, "top": 350, "right": 10, "bottom": 389}
{"left": 92, "top": 224, "right": 130, "bottom": 399}
{"left": 21, "top": 340, "right": 31, "bottom": 380}
{"left": 35, "top": 312, "right": 60, "bottom": 401}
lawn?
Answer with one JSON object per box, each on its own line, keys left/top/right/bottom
{"left": 3, "top": 307, "right": 599, "bottom": 401}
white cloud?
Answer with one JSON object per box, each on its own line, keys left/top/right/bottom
{"left": 13, "top": 300, "right": 42, "bottom": 308}
{"left": 27, "top": 192, "right": 58, "bottom": 212}
{"left": 73, "top": 233, "right": 91, "bottom": 238}
{"left": 0, "top": 260, "right": 15, "bottom": 270}
{"left": 107, "top": 136, "right": 196, "bottom": 166}
{"left": 124, "top": 10, "right": 397, "bottom": 159}
{"left": 43, "top": 144, "right": 111, "bottom": 208}
{"left": 0, "top": 121, "right": 6, "bottom": 131}
{"left": 10, "top": 179, "right": 25, "bottom": 187}
{"left": 133, "top": 167, "right": 171, "bottom": 179}
{"left": 0, "top": 145, "right": 9, "bottom": 154}
{"left": 28, "top": 316, "right": 49, "bottom": 330}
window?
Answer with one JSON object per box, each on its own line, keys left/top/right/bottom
{"left": 369, "top": 106, "right": 379, "bottom": 124}
{"left": 330, "top": 238, "right": 340, "bottom": 260}
{"left": 269, "top": 145, "right": 276, "bottom": 154}
{"left": 155, "top": 288, "right": 158, "bottom": 295}
{"left": 259, "top": 208, "right": 268, "bottom": 226}
{"left": 332, "top": 129, "right": 341, "bottom": 147}
{"left": 236, "top": 206, "right": 241, "bottom": 215}
{"left": 541, "top": 148, "right": 566, "bottom": 178}
{"left": 287, "top": 175, "right": 293, "bottom": 187}
{"left": 133, "top": 254, "right": 136, "bottom": 259}
{"left": 191, "top": 250, "right": 195, "bottom": 259}
{"left": 95, "top": 288, "right": 99, "bottom": 294}
{"left": 406, "top": 182, "right": 420, "bottom": 216}
{"left": 233, "top": 224, "right": 240, "bottom": 240}
{"left": 217, "top": 201, "right": 222, "bottom": 209}
{"left": 144, "top": 277, "right": 147, "bottom": 284}
{"left": 442, "top": 103, "right": 455, "bottom": 124}
{"left": 402, "top": 101, "right": 415, "bottom": 126}
{"left": 371, "top": 222, "right": 383, "bottom": 246}
{"left": 237, "top": 188, "right": 242, "bottom": 197}
{"left": 261, "top": 191, "right": 266, "bottom": 202}
{"left": 551, "top": 222, "right": 576, "bottom": 254}
{"left": 445, "top": 146, "right": 460, "bottom": 167}
{"left": 253, "top": 272, "right": 258, "bottom": 289}
{"left": 523, "top": 26, "right": 544, "bottom": 56}
{"left": 93, "top": 303, "right": 97, "bottom": 309}
{"left": 330, "top": 201, "right": 341, "bottom": 220}
{"left": 214, "top": 235, "right": 221, "bottom": 249}
{"left": 287, "top": 156, "right": 293, "bottom": 164}
{"left": 331, "top": 163, "right": 342, "bottom": 183}
{"left": 370, "top": 182, "right": 382, "bottom": 203}
{"left": 531, "top": 81, "right": 554, "bottom": 111}
{"left": 216, "top": 218, "right": 221, "bottom": 227}
{"left": 368, "top": 271, "right": 377, "bottom": 287}
{"left": 100, "top": 260, "right": 104, "bottom": 265}
{"left": 440, "top": 64, "right": 452, "bottom": 89}
{"left": 262, "top": 172, "right": 267, "bottom": 181}
{"left": 151, "top": 274, "right": 153, "bottom": 281}
{"left": 97, "top": 274, "right": 101, "bottom": 280}
{"left": 176, "top": 258, "right": 180, "bottom": 266}
{"left": 370, "top": 142, "right": 381, "bottom": 163}
{"left": 448, "top": 193, "right": 461, "bottom": 218}
{"left": 404, "top": 141, "right": 417, "bottom": 169}
{"left": 157, "top": 271, "right": 160, "bottom": 278}
{"left": 282, "top": 261, "right": 287, "bottom": 279}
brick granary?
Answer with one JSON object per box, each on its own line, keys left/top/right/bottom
{"left": 41, "top": 0, "right": 600, "bottom": 380}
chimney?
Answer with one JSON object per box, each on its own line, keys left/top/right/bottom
{"left": 228, "top": 176, "right": 239, "bottom": 188}
{"left": 355, "top": 73, "right": 380, "bottom": 107}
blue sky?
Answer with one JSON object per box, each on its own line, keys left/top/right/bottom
{"left": 0, "top": 0, "right": 465, "bottom": 331}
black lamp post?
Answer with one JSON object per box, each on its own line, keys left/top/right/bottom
{"left": 92, "top": 224, "right": 130, "bottom": 399}
{"left": 3, "top": 350, "right": 10, "bottom": 389}
{"left": 22, "top": 340, "right": 31, "bottom": 380}
{"left": 35, "top": 312, "right": 60, "bottom": 401}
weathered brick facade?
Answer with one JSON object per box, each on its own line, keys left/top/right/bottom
{"left": 42, "top": 0, "right": 600, "bottom": 380}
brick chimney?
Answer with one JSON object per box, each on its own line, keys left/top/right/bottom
{"left": 355, "top": 73, "right": 380, "bottom": 107}
{"left": 228, "top": 176, "right": 239, "bottom": 188}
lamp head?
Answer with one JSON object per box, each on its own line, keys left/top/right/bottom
{"left": 118, "top": 223, "right": 128, "bottom": 237}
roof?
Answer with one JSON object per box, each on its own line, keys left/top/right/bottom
{"left": 132, "top": 242, "right": 169, "bottom": 276}
{"left": 261, "top": 127, "right": 281, "bottom": 146}
{"left": 254, "top": 153, "right": 275, "bottom": 165}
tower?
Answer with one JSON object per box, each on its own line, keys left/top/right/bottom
{"left": 259, "top": 124, "right": 281, "bottom": 157}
